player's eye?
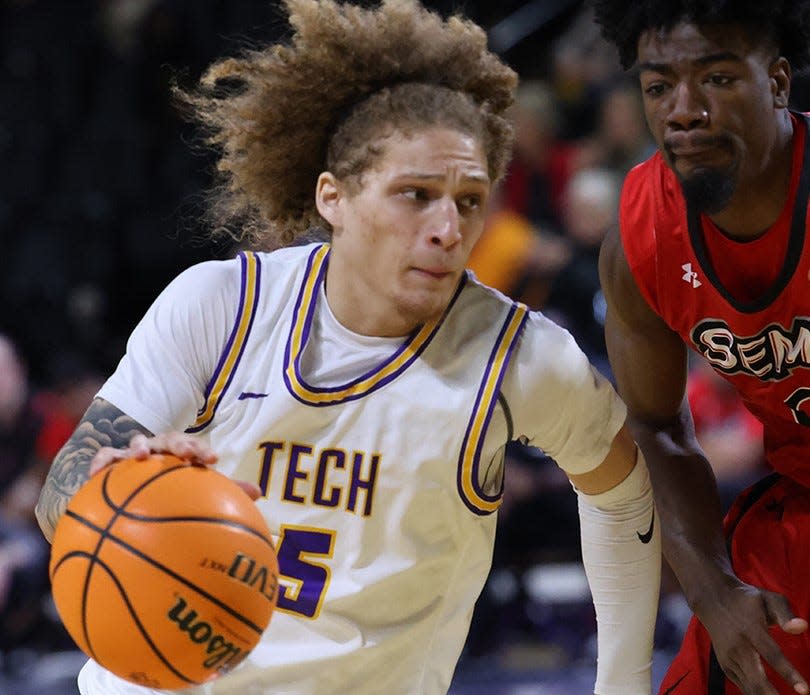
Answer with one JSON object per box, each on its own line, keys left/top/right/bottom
{"left": 643, "top": 82, "right": 667, "bottom": 97}
{"left": 707, "top": 74, "right": 733, "bottom": 86}
{"left": 402, "top": 187, "right": 430, "bottom": 202}
{"left": 457, "top": 194, "right": 482, "bottom": 213}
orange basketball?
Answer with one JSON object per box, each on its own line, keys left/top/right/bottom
{"left": 49, "top": 454, "right": 278, "bottom": 691}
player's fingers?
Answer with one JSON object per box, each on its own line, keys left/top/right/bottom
{"left": 782, "top": 617, "right": 810, "bottom": 636}
{"left": 748, "top": 627, "right": 808, "bottom": 695}
{"left": 234, "top": 481, "right": 262, "bottom": 501}
{"left": 89, "top": 446, "right": 128, "bottom": 475}
{"left": 763, "top": 592, "right": 809, "bottom": 635}
{"left": 167, "top": 434, "right": 218, "bottom": 466}
{"left": 763, "top": 591, "right": 801, "bottom": 627}
{"left": 761, "top": 593, "right": 810, "bottom": 692}
{"left": 143, "top": 432, "right": 217, "bottom": 466}
{"left": 127, "top": 434, "right": 153, "bottom": 458}
{"left": 726, "top": 651, "right": 778, "bottom": 695}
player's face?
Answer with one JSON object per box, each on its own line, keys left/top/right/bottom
{"left": 323, "top": 127, "right": 490, "bottom": 336}
{"left": 637, "top": 22, "right": 788, "bottom": 213}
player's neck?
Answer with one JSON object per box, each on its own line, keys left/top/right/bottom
{"left": 323, "top": 264, "right": 417, "bottom": 338}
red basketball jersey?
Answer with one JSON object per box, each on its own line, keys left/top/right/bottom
{"left": 620, "top": 114, "right": 810, "bottom": 487}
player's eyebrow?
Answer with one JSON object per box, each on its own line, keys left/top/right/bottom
{"left": 637, "top": 51, "right": 744, "bottom": 74}
{"left": 395, "top": 172, "right": 490, "bottom": 185}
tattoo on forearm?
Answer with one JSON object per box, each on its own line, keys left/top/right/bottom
{"left": 36, "top": 397, "right": 152, "bottom": 541}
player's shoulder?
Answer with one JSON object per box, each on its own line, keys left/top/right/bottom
{"left": 172, "top": 242, "right": 320, "bottom": 295}
{"left": 460, "top": 274, "right": 572, "bottom": 348}
{"left": 622, "top": 150, "right": 682, "bottom": 212}
{"left": 163, "top": 256, "right": 242, "bottom": 299}
{"left": 460, "top": 271, "right": 532, "bottom": 324}
{"left": 619, "top": 151, "right": 684, "bottom": 265}
{"left": 621, "top": 151, "right": 669, "bottom": 208}
{"left": 519, "top": 308, "right": 582, "bottom": 357}
{"left": 253, "top": 241, "right": 323, "bottom": 267}
{"left": 503, "top": 307, "right": 607, "bottom": 418}
{"left": 462, "top": 270, "right": 519, "bottom": 306}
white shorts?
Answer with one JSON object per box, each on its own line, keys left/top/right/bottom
{"left": 77, "top": 659, "right": 174, "bottom": 695}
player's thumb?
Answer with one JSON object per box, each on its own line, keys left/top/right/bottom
{"left": 764, "top": 591, "right": 809, "bottom": 633}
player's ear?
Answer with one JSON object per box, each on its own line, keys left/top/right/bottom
{"left": 316, "top": 172, "right": 343, "bottom": 229}
{"left": 770, "top": 56, "right": 791, "bottom": 108}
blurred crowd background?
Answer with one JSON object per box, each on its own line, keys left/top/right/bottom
{"left": 1, "top": 0, "right": 807, "bottom": 693}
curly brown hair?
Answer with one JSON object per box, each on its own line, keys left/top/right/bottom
{"left": 177, "top": 0, "right": 518, "bottom": 249}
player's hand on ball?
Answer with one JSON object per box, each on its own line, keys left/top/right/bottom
{"left": 90, "top": 432, "right": 262, "bottom": 501}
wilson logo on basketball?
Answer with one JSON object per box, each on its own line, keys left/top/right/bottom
{"left": 167, "top": 596, "right": 246, "bottom": 671}
{"left": 228, "top": 551, "right": 279, "bottom": 602}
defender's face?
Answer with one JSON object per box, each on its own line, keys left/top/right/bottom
{"left": 637, "top": 22, "right": 785, "bottom": 211}
{"left": 326, "top": 127, "right": 490, "bottom": 335}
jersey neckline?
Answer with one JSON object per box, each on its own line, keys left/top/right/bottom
{"left": 282, "top": 244, "right": 465, "bottom": 406}
{"left": 686, "top": 112, "right": 810, "bottom": 314}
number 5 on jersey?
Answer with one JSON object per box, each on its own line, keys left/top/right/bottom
{"left": 274, "top": 526, "right": 336, "bottom": 619}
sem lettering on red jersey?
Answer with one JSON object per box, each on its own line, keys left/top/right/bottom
{"left": 691, "top": 317, "right": 810, "bottom": 380}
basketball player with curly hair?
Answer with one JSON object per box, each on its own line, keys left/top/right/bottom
{"left": 37, "top": 1, "right": 660, "bottom": 693}
{"left": 592, "top": 1, "right": 810, "bottom": 693}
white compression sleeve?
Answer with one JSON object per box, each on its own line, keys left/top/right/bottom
{"left": 577, "top": 450, "right": 661, "bottom": 695}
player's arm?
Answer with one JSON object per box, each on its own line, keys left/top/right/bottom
{"left": 514, "top": 308, "right": 658, "bottom": 693}
{"left": 35, "top": 397, "right": 152, "bottom": 543}
{"left": 599, "top": 226, "right": 808, "bottom": 695}
{"left": 562, "top": 421, "right": 659, "bottom": 695}
{"left": 567, "top": 422, "right": 636, "bottom": 495}
{"left": 598, "top": 226, "right": 715, "bottom": 581}
{"left": 36, "top": 398, "right": 256, "bottom": 544}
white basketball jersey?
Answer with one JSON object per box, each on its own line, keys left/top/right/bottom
{"left": 84, "top": 242, "right": 625, "bottom": 695}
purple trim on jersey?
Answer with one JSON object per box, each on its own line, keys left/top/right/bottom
{"left": 297, "top": 248, "right": 327, "bottom": 357}
{"left": 282, "top": 246, "right": 466, "bottom": 406}
{"left": 207, "top": 252, "right": 250, "bottom": 401}
{"left": 457, "top": 304, "right": 529, "bottom": 516}
{"left": 186, "top": 252, "right": 262, "bottom": 433}
{"left": 282, "top": 245, "right": 322, "bottom": 384}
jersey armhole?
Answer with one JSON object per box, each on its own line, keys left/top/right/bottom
{"left": 186, "top": 251, "right": 262, "bottom": 433}
{"left": 619, "top": 161, "right": 665, "bottom": 317}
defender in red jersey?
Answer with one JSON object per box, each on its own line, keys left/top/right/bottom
{"left": 591, "top": 2, "right": 810, "bottom": 694}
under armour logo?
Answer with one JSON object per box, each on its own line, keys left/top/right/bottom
{"left": 681, "top": 263, "right": 702, "bottom": 288}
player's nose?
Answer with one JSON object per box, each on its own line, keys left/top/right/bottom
{"left": 429, "top": 197, "right": 462, "bottom": 248}
{"left": 666, "top": 83, "right": 709, "bottom": 131}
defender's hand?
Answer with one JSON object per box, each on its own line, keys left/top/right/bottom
{"left": 696, "top": 579, "right": 808, "bottom": 695}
